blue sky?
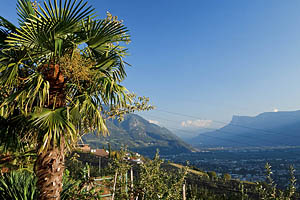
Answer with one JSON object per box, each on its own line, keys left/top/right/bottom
{"left": 2, "top": 0, "right": 300, "bottom": 135}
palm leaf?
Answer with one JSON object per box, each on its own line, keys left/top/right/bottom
{"left": 0, "top": 17, "right": 17, "bottom": 48}
{"left": 7, "top": 0, "right": 95, "bottom": 57}
{"left": 0, "top": 17, "right": 17, "bottom": 33}
{"left": 31, "top": 108, "right": 76, "bottom": 152}
{"left": 16, "top": 0, "right": 36, "bottom": 25}
{"left": 1, "top": 73, "right": 49, "bottom": 116}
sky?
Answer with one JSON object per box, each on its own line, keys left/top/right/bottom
{"left": 2, "top": 0, "right": 300, "bottom": 136}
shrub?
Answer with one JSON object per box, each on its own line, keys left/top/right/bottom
{"left": 0, "top": 170, "right": 38, "bottom": 200}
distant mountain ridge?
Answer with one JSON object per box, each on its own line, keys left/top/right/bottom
{"left": 83, "top": 114, "right": 194, "bottom": 156}
{"left": 188, "top": 110, "right": 300, "bottom": 148}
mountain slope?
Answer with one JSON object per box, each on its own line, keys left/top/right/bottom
{"left": 83, "top": 114, "right": 194, "bottom": 156}
{"left": 188, "top": 110, "right": 300, "bottom": 148}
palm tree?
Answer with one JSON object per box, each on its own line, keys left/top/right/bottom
{"left": 0, "top": 0, "right": 151, "bottom": 199}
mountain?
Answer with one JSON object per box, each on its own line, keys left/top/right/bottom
{"left": 174, "top": 128, "right": 214, "bottom": 140}
{"left": 82, "top": 114, "right": 194, "bottom": 156}
{"left": 188, "top": 110, "right": 300, "bottom": 148}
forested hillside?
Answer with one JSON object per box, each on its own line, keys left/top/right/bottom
{"left": 83, "top": 114, "right": 194, "bottom": 156}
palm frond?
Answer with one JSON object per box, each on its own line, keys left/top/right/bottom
{"left": 1, "top": 73, "right": 49, "bottom": 116}
{"left": 79, "top": 16, "right": 130, "bottom": 81}
{"left": 82, "top": 18, "right": 129, "bottom": 50}
{"left": 16, "top": 0, "right": 36, "bottom": 26}
{"left": 7, "top": 0, "right": 95, "bottom": 57}
{"left": 71, "top": 93, "right": 108, "bottom": 135}
{"left": 31, "top": 108, "right": 76, "bottom": 152}
{"left": 0, "top": 17, "right": 17, "bottom": 33}
{"left": 90, "top": 46, "right": 128, "bottom": 81}
{"left": 0, "top": 17, "right": 17, "bottom": 48}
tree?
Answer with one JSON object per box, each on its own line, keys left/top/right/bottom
{"left": 223, "top": 173, "right": 231, "bottom": 181}
{"left": 0, "top": 0, "right": 152, "bottom": 199}
{"left": 135, "top": 151, "right": 187, "bottom": 200}
{"left": 287, "top": 165, "right": 297, "bottom": 199}
{"left": 208, "top": 171, "right": 217, "bottom": 181}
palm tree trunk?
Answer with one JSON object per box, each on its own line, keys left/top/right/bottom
{"left": 40, "top": 63, "right": 66, "bottom": 108}
{"left": 35, "top": 145, "right": 65, "bottom": 200}
{"left": 35, "top": 63, "right": 66, "bottom": 199}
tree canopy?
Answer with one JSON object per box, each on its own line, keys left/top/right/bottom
{"left": 0, "top": 0, "right": 152, "bottom": 199}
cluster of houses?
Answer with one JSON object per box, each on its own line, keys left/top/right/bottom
{"left": 77, "top": 143, "right": 143, "bottom": 164}
{"left": 77, "top": 143, "right": 109, "bottom": 157}
{"left": 125, "top": 152, "right": 143, "bottom": 164}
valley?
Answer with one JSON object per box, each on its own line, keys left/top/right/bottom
{"left": 82, "top": 110, "right": 300, "bottom": 189}
{"left": 163, "top": 146, "right": 300, "bottom": 188}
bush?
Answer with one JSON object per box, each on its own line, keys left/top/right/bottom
{"left": 223, "top": 173, "right": 231, "bottom": 181}
{"left": 0, "top": 170, "right": 38, "bottom": 200}
{"left": 208, "top": 171, "right": 217, "bottom": 180}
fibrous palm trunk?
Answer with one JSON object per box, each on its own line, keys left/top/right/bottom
{"left": 35, "top": 63, "right": 66, "bottom": 199}
{"left": 40, "top": 63, "right": 66, "bottom": 108}
{"left": 35, "top": 146, "right": 65, "bottom": 200}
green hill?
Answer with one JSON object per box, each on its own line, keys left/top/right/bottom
{"left": 82, "top": 114, "right": 194, "bottom": 156}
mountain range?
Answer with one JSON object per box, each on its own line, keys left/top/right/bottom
{"left": 188, "top": 110, "right": 300, "bottom": 148}
{"left": 82, "top": 114, "right": 194, "bottom": 156}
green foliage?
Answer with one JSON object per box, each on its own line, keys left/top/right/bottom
{"left": 223, "top": 173, "right": 231, "bottom": 181}
{"left": 0, "top": 148, "right": 36, "bottom": 172}
{"left": 239, "top": 183, "right": 249, "bottom": 200}
{"left": 83, "top": 113, "right": 192, "bottom": 158}
{"left": 265, "top": 162, "right": 277, "bottom": 199}
{"left": 61, "top": 168, "right": 104, "bottom": 200}
{"left": 185, "top": 161, "right": 300, "bottom": 200}
{"left": 108, "top": 147, "right": 132, "bottom": 199}
{"left": 65, "top": 151, "right": 112, "bottom": 179}
{"left": 0, "top": 170, "right": 38, "bottom": 200}
{"left": 255, "top": 163, "right": 299, "bottom": 200}
{"left": 287, "top": 165, "right": 297, "bottom": 199}
{"left": 107, "top": 149, "right": 188, "bottom": 200}
{"left": 208, "top": 171, "right": 217, "bottom": 180}
{"left": 108, "top": 143, "right": 112, "bottom": 158}
{"left": 0, "top": 166, "right": 105, "bottom": 200}
{"left": 1, "top": 151, "right": 300, "bottom": 200}
{"left": 0, "top": 0, "right": 153, "bottom": 156}
{"left": 134, "top": 151, "right": 187, "bottom": 200}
